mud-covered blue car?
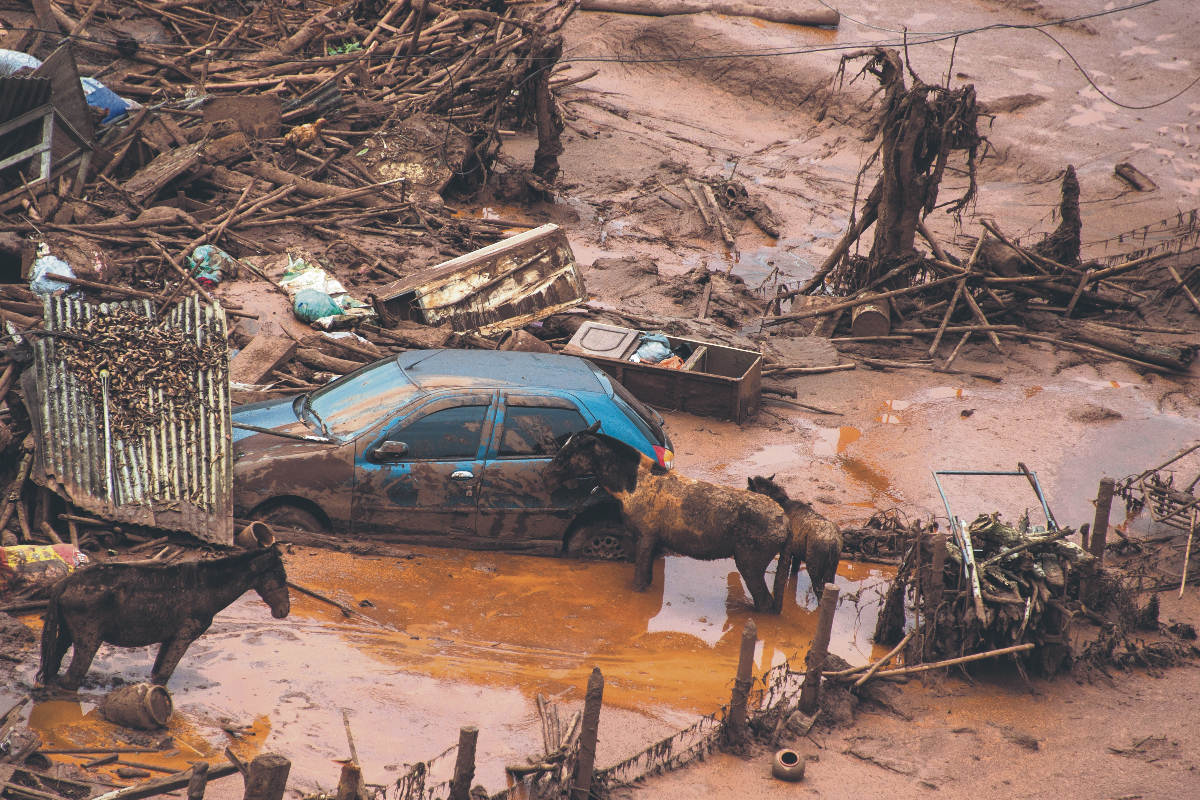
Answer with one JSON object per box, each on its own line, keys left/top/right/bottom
{"left": 231, "top": 350, "right": 673, "bottom": 560}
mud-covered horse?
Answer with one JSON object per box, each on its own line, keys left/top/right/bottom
{"left": 748, "top": 474, "right": 843, "bottom": 596}
{"left": 544, "top": 424, "right": 792, "bottom": 613}
{"left": 38, "top": 545, "right": 289, "bottom": 690}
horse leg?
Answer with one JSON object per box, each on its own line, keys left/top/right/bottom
{"left": 60, "top": 629, "right": 104, "bottom": 692}
{"left": 151, "top": 621, "right": 206, "bottom": 686}
{"left": 41, "top": 625, "right": 74, "bottom": 686}
{"left": 734, "top": 548, "right": 775, "bottom": 613}
{"left": 631, "top": 528, "right": 658, "bottom": 593}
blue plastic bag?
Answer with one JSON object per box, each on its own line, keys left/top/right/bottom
{"left": 81, "top": 78, "right": 133, "bottom": 124}
{"left": 293, "top": 288, "right": 344, "bottom": 323}
{"left": 631, "top": 333, "right": 671, "bottom": 364}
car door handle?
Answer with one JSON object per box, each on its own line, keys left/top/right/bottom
{"left": 451, "top": 470, "right": 474, "bottom": 481}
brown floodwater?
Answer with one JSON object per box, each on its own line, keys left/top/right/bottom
{"left": 19, "top": 549, "right": 893, "bottom": 793}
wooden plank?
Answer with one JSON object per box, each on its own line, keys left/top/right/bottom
{"left": 122, "top": 141, "right": 204, "bottom": 202}
{"left": 229, "top": 335, "right": 298, "bottom": 385}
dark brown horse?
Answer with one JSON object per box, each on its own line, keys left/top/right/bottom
{"left": 38, "top": 546, "right": 289, "bottom": 690}
{"left": 545, "top": 425, "right": 791, "bottom": 613}
{"left": 748, "top": 475, "right": 843, "bottom": 596}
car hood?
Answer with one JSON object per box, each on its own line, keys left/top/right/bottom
{"left": 231, "top": 395, "right": 305, "bottom": 444}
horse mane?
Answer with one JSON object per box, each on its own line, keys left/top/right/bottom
{"left": 748, "top": 475, "right": 812, "bottom": 513}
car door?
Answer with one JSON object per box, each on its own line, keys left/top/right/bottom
{"left": 353, "top": 392, "right": 496, "bottom": 544}
{"left": 476, "top": 392, "right": 596, "bottom": 549}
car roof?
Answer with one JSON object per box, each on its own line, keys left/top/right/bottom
{"left": 397, "top": 350, "right": 606, "bottom": 393}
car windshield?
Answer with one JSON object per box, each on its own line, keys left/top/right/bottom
{"left": 308, "top": 356, "right": 423, "bottom": 440}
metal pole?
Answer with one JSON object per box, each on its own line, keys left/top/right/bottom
{"left": 799, "top": 584, "right": 840, "bottom": 715}
{"left": 727, "top": 619, "right": 757, "bottom": 739}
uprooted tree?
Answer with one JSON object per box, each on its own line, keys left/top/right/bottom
{"left": 807, "top": 47, "right": 984, "bottom": 295}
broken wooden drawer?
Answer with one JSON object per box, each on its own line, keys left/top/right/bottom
{"left": 372, "top": 223, "right": 586, "bottom": 335}
{"left": 564, "top": 321, "right": 762, "bottom": 423}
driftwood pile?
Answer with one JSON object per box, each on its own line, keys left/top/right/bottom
{"left": 860, "top": 508, "right": 1200, "bottom": 683}
{"left": 872, "top": 514, "right": 1092, "bottom": 678}
{"left": 0, "top": 0, "right": 579, "bottom": 314}
{"left": 751, "top": 47, "right": 1200, "bottom": 381}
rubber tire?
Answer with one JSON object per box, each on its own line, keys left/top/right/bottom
{"left": 565, "top": 520, "right": 635, "bottom": 562}
{"left": 251, "top": 504, "right": 327, "bottom": 534}
{"left": 772, "top": 749, "right": 805, "bottom": 782}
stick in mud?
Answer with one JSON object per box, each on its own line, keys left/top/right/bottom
{"left": 573, "top": 667, "right": 604, "bottom": 800}
{"left": 727, "top": 618, "right": 757, "bottom": 740}
{"left": 799, "top": 584, "right": 840, "bottom": 715}
{"left": 447, "top": 726, "right": 479, "bottom": 800}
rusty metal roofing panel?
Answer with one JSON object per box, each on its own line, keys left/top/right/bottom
{"left": 374, "top": 224, "right": 587, "bottom": 335}
{"left": 30, "top": 295, "right": 234, "bottom": 546}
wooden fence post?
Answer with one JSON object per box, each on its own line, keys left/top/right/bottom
{"left": 924, "top": 533, "right": 947, "bottom": 662}
{"left": 727, "top": 619, "right": 757, "bottom": 740}
{"left": 242, "top": 754, "right": 290, "bottom": 800}
{"left": 448, "top": 726, "right": 479, "bottom": 800}
{"left": 798, "top": 584, "right": 840, "bottom": 715}
{"left": 1090, "top": 478, "right": 1115, "bottom": 566}
{"left": 573, "top": 667, "right": 604, "bottom": 800}
{"left": 186, "top": 762, "right": 208, "bottom": 800}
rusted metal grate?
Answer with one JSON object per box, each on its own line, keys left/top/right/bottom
{"left": 28, "top": 295, "right": 233, "bottom": 545}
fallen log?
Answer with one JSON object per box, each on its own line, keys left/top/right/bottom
{"left": 1072, "top": 322, "right": 1196, "bottom": 371}
{"left": 832, "top": 643, "right": 1037, "bottom": 682}
{"left": 579, "top": 0, "right": 838, "bottom": 26}
{"left": 240, "top": 162, "right": 386, "bottom": 209}
{"left": 996, "top": 331, "right": 1184, "bottom": 375}
{"left": 90, "top": 763, "right": 238, "bottom": 800}
{"left": 294, "top": 348, "right": 363, "bottom": 375}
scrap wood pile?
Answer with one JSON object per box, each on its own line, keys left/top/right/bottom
{"left": 859, "top": 511, "right": 1197, "bottom": 684}
{"left": 754, "top": 46, "right": 1199, "bottom": 380}
{"left": 0, "top": 0, "right": 582, "bottom": 324}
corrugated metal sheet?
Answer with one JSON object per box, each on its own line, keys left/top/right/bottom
{"left": 375, "top": 224, "right": 587, "bottom": 335}
{"left": 29, "top": 295, "right": 234, "bottom": 545}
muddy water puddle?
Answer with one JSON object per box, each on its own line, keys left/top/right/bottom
{"left": 20, "top": 550, "right": 892, "bottom": 793}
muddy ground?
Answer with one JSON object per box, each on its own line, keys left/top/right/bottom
{"left": 4, "top": 0, "right": 1200, "bottom": 797}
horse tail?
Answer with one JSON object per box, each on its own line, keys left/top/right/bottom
{"left": 36, "top": 586, "right": 66, "bottom": 687}
{"left": 771, "top": 523, "right": 794, "bottom": 615}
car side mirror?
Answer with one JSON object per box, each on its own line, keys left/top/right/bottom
{"left": 372, "top": 440, "right": 409, "bottom": 462}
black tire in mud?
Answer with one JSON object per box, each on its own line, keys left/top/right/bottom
{"left": 251, "top": 504, "right": 327, "bottom": 534}
{"left": 565, "top": 520, "right": 635, "bottom": 562}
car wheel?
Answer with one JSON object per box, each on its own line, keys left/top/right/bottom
{"left": 251, "top": 504, "right": 327, "bottom": 534}
{"left": 566, "top": 521, "right": 634, "bottom": 562}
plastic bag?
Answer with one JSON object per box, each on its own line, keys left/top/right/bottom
{"left": 630, "top": 333, "right": 672, "bottom": 364}
{"left": 29, "top": 252, "right": 75, "bottom": 297}
{"left": 278, "top": 253, "right": 377, "bottom": 329}
{"left": 186, "top": 244, "right": 237, "bottom": 288}
{"left": 1, "top": 545, "right": 90, "bottom": 601}
{"left": 80, "top": 77, "right": 135, "bottom": 124}
{"left": 293, "top": 288, "right": 345, "bottom": 323}
{"left": 0, "top": 50, "right": 42, "bottom": 77}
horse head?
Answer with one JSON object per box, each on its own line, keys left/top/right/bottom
{"left": 250, "top": 546, "right": 290, "bottom": 619}
{"left": 747, "top": 474, "right": 796, "bottom": 507}
{"left": 544, "top": 421, "right": 642, "bottom": 498}
{"left": 544, "top": 420, "right": 603, "bottom": 488}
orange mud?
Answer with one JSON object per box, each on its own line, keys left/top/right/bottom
{"left": 17, "top": 549, "right": 893, "bottom": 792}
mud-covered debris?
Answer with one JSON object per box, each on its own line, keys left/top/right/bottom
{"left": 58, "top": 308, "right": 228, "bottom": 442}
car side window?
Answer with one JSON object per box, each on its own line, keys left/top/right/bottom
{"left": 387, "top": 405, "right": 488, "bottom": 460}
{"left": 497, "top": 407, "right": 588, "bottom": 457}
